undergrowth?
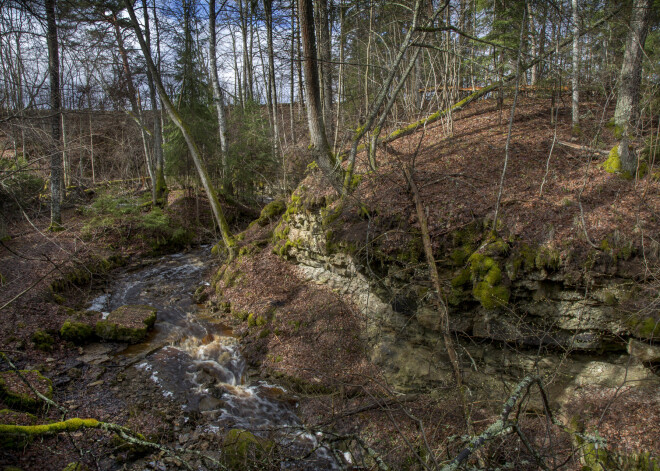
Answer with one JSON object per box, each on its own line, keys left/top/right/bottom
{"left": 80, "top": 189, "right": 192, "bottom": 253}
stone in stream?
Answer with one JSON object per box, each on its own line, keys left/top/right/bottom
{"left": 60, "top": 310, "right": 102, "bottom": 344}
{"left": 95, "top": 305, "right": 157, "bottom": 344}
{"left": 0, "top": 370, "right": 53, "bottom": 410}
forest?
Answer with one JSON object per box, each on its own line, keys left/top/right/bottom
{"left": 0, "top": 0, "right": 659, "bottom": 469}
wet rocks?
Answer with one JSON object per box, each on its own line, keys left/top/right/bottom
{"left": 95, "top": 305, "right": 157, "bottom": 344}
{"left": 60, "top": 311, "right": 102, "bottom": 344}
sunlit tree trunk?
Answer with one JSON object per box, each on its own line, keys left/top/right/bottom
{"left": 209, "top": 0, "right": 229, "bottom": 183}
{"left": 571, "top": 0, "right": 579, "bottom": 133}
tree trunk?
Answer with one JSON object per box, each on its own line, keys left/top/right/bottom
{"left": 317, "top": 0, "right": 332, "bottom": 138}
{"left": 46, "top": 0, "right": 62, "bottom": 229}
{"left": 142, "top": 0, "right": 166, "bottom": 205}
{"left": 263, "top": 0, "right": 280, "bottom": 163}
{"left": 298, "top": 0, "right": 339, "bottom": 190}
{"left": 614, "top": 0, "right": 651, "bottom": 176}
{"left": 124, "top": 0, "right": 236, "bottom": 257}
{"left": 209, "top": 0, "right": 229, "bottom": 183}
{"left": 571, "top": 0, "right": 579, "bottom": 133}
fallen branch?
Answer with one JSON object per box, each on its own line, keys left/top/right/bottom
{"left": 557, "top": 140, "right": 609, "bottom": 156}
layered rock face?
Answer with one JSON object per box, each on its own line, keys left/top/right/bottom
{"left": 280, "top": 208, "right": 659, "bottom": 406}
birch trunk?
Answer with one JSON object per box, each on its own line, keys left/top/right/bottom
{"left": 209, "top": 0, "right": 229, "bottom": 182}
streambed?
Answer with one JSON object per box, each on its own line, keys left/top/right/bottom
{"left": 86, "top": 247, "right": 337, "bottom": 469}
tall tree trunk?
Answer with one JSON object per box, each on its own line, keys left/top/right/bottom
{"left": 298, "top": 0, "right": 339, "bottom": 190}
{"left": 262, "top": 0, "right": 280, "bottom": 163}
{"left": 613, "top": 0, "right": 651, "bottom": 176}
{"left": 46, "top": 0, "right": 62, "bottom": 229}
{"left": 142, "top": 0, "right": 166, "bottom": 205}
{"left": 209, "top": 0, "right": 229, "bottom": 183}
{"left": 125, "top": 0, "right": 236, "bottom": 258}
{"left": 112, "top": 14, "right": 152, "bottom": 182}
{"left": 317, "top": 0, "right": 332, "bottom": 137}
{"left": 571, "top": 0, "right": 579, "bottom": 133}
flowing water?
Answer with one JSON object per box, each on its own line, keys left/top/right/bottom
{"left": 87, "top": 248, "right": 337, "bottom": 468}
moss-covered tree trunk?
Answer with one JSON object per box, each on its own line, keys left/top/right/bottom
{"left": 613, "top": 0, "right": 651, "bottom": 176}
{"left": 124, "top": 0, "right": 235, "bottom": 258}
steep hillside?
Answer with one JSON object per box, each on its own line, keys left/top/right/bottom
{"left": 209, "top": 96, "right": 660, "bottom": 470}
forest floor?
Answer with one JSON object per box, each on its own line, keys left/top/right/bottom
{"left": 0, "top": 96, "right": 659, "bottom": 470}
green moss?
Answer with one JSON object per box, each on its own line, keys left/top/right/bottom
{"left": 603, "top": 145, "right": 621, "bottom": 174}
{"left": 247, "top": 313, "right": 266, "bottom": 328}
{"left": 451, "top": 269, "right": 471, "bottom": 288}
{"left": 258, "top": 328, "right": 271, "bottom": 339}
{"left": 256, "top": 200, "right": 286, "bottom": 226}
{"left": 602, "top": 292, "right": 617, "bottom": 306}
{"left": 60, "top": 321, "right": 95, "bottom": 344}
{"left": 468, "top": 253, "right": 509, "bottom": 309}
{"left": 233, "top": 310, "right": 250, "bottom": 322}
{"left": 31, "top": 330, "right": 54, "bottom": 352}
{"left": 62, "top": 463, "right": 89, "bottom": 471}
{"left": 629, "top": 316, "right": 660, "bottom": 340}
{"left": 450, "top": 246, "right": 472, "bottom": 266}
{"left": 95, "top": 305, "right": 156, "bottom": 344}
{"left": 473, "top": 282, "right": 510, "bottom": 309}
{"left": 535, "top": 247, "right": 561, "bottom": 271}
{"left": 0, "top": 370, "right": 53, "bottom": 410}
{"left": 222, "top": 429, "right": 273, "bottom": 468}
{"left": 0, "top": 409, "right": 37, "bottom": 449}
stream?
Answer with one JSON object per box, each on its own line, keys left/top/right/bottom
{"left": 87, "top": 247, "right": 338, "bottom": 469}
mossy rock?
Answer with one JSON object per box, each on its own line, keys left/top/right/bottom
{"left": 0, "top": 409, "right": 37, "bottom": 449}
{"left": 60, "top": 311, "right": 100, "bottom": 344}
{"left": 628, "top": 315, "right": 660, "bottom": 340}
{"left": 468, "top": 253, "right": 510, "bottom": 309}
{"left": 257, "top": 200, "right": 286, "bottom": 226}
{"left": 31, "top": 330, "right": 54, "bottom": 352}
{"left": 222, "top": 428, "right": 274, "bottom": 468}
{"left": 0, "top": 370, "right": 53, "bottom": 410}
{"left": 95, "top": 305, "right": 156, "bottom": 344}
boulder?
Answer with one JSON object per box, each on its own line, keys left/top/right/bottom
{"left": 60, "top": 311, "right": 101, "bottom": 344}
{"left": 95, "top": 305, "right": 157, "bottom": 344}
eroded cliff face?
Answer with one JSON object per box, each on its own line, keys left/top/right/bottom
{"left": 278, "top": 207, "right": 659, "bottom": 409}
